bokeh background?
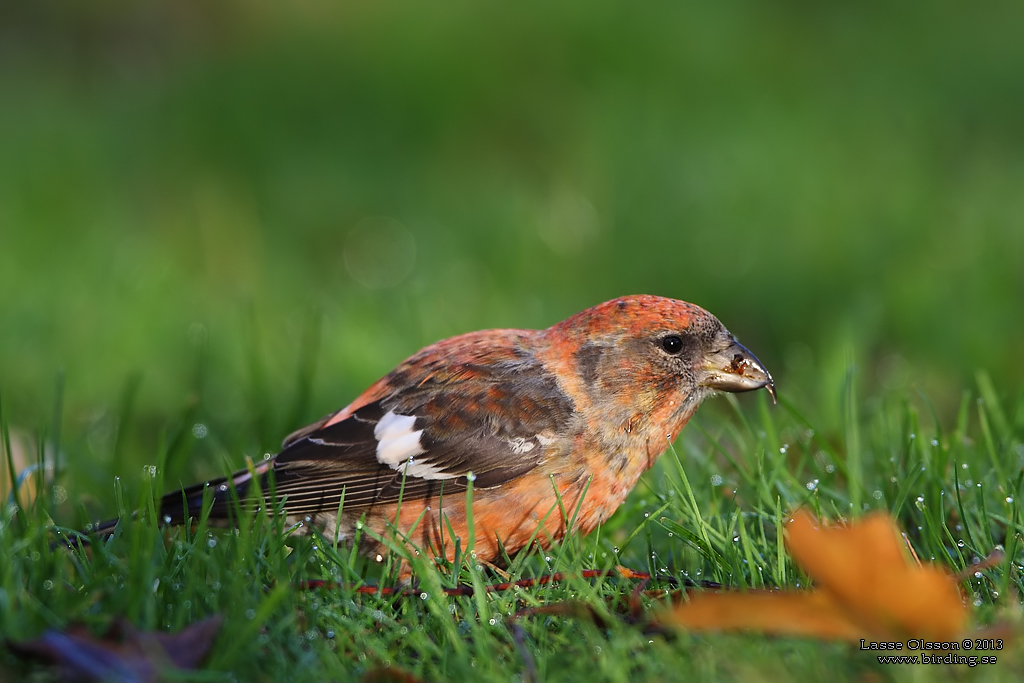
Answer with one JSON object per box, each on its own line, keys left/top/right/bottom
{"left": 2, "top": 1, "right": 1022, "bottom": 516}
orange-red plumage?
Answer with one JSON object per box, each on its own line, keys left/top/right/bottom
{"left": 95, "top": 295, "right": 775, "bottom": 577}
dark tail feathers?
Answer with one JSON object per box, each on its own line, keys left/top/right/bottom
{"left": 76, "top": 462, "right": 271, "bottom": 542}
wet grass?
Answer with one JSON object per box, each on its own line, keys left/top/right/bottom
{"left": 2, "top": 1, "right": 1024, "bottom": 679}
{"left": 2, "top": 369, "right": 1023, "bottom": 681}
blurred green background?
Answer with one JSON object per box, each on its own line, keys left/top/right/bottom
{"left": 1, "top": 1, "right": 1022, "bottom": 513}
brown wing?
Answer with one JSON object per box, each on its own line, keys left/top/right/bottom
{"left": 265, "top": 346, "right": 578, "bottom": 517}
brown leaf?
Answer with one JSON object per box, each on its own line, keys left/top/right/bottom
{"left": 8, "top": 615, "right": 224, "bottom": 682}
{"left": 1, "top": 430, "right": 52, "bottom": 508}
{"left": 362, "top": 669, "right": 427, "bottom": 683}
{"left": 786, "top": 509, "right": 967, "bottom": 640}
{"left": 666, "top": 589, "right": 865, "bottom": 641}
{"left": 663, "top": 509, "right": 969, "bottom": 641}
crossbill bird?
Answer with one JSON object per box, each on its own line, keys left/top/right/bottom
{"left": 93, "top": 295, "right": 774, "bottom": 573}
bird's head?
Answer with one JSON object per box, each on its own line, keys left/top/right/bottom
{"left": 544, "top": 295, "right": 775, "bottom": 445}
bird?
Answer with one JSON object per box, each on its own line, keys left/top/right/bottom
{"left": 89, "top": 295, "right": 774, "bottom": 574}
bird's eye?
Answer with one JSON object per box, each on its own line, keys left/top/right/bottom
{"left": 661, "top": 335, "right": 683, "bottom": 355}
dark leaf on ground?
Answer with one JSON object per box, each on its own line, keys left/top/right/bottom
{"left": 6, "top": 614, "right": 224, "bottom": 683}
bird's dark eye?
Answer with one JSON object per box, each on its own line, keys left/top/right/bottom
{"left": 661, "top": 335, "right": 683, "bottom": 355}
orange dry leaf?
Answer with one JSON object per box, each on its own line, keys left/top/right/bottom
{"left": 1, "top": 430, "right": 52, "bottom": 508}
{"left": 664, "top": 509, "right": 968, "bottom": 641}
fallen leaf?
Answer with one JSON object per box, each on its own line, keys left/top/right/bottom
{"left": 666, "top": 588, "right": 866, "bottom": 641}
{"left": 663, "top": 510, "right": 968, "bottom": 641}
{"left": 7, "top": 614, "right": 224, "bottom": 682}
{"left": 363, "top": 668, "right": 427, "bottom": 683}
{"left": 1, "top": 430, "right": 54, "bottom": 508}
{"left": 786, "top": 509, "right": 966, "bottom": 640}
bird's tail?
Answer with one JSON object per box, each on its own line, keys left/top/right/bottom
{"left": 80, "top": 460, "right": 274, "bottom": 541}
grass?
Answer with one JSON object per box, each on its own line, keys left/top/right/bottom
{"left": 2, "top": 1, "right": 1024, "bottom": 679}
{"left": 2, "top": 367, "right": 1023, "bottom": 681}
